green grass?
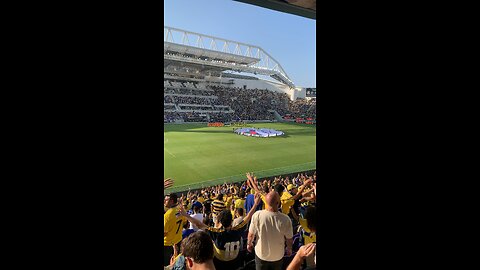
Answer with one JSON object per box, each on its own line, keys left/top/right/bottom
{"left": 164, "top": 122, "right": 316, "bottom": 193}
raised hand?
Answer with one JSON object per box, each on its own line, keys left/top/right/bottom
{"left": 297, "top": 243, "right": 316, "bottom": 258}
{"left": 164, "top": 178, "right": 174, "bottom": 189}
{"left": 254, "top": 193, "right": 261, "bottom": 205}
{"left": 303, "top": 179, "right": 313, "bottom": 186}
{"left": 177, "top": 204, "right": 187, "bottom": 217}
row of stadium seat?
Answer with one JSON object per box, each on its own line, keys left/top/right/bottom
{"left": 164, "top": 80, "right": 316, "bottom": 123}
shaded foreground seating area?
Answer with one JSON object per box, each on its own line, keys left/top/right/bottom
{"left": 164, "top": 171, "right": 317, "bottom": 270}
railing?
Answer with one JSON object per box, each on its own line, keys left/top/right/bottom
{"left": 164, "top": 26, "right": 295, "bottom": 88}
{"left": 164, "top": 161, "right": 316, "bottom": 194}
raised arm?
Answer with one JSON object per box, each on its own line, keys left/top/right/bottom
{"left": 286, "top": 243, "right": 316, "bottom": 270}
{"left": 177, "top": 204, "right": 208, "bottom": 230}
{"left": 164, "top": 178, "right": 174, "bottom": 189}
{"left": 246, "top": 172, "right": 264, "bottom": 195}
{"left": 243, "top": 193, "right": 261, "bottom": 223}
{"left": 291, "top": 179, "right": 313, "bottom": 201}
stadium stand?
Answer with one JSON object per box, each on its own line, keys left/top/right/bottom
{"left": 164, "top": 79, "right": 316, "bottom": 123}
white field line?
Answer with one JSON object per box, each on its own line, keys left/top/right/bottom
{"left": 165, "top": 148, "right": 176, "bottom": 158}
{"left": 164, "top": 138, "right": 176, "bottom": 157}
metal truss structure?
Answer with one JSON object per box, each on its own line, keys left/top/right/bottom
{"left": 164, "top": 26, "right": 295, "bottom": 88}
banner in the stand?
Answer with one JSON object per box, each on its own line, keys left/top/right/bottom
{"left": 208, "top": 122, "right": 224, "bottom": 127}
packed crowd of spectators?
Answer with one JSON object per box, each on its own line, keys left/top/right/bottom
{"left": 164, "top": 171, "right": 317, "bottom": 270}
{"left": 164, "top": 80, "right": 316, "bottom": 123}
{"left": 209, "top": 85, "right": 290, "bottom": 121}
{"left": 172, "top": 95, "right": 213, "bottom": 106}
{"left": 164, "top": 111, "right": 208, "bottom": 123}
{"left": 287, "top": 99, "right": 316, "bottom": 119}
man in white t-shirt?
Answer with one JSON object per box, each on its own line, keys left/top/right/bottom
{"left": 189, "top": 204, "right": 204, "bottom": 231}
{"left": 248, "top": 191, "right": 293, "bottom": 270}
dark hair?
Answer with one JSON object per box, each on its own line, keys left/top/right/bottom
{"left": 274, "top": 184, "right": 284, "bottom": 194}
{"left": 193, "top": 205, "right": 201, "bottom": 213}
{"left": 181, "top": 231, "right": 214, "bottom": 264}
{"left": 202, "top": 216, "right": 210, "bottom": 226}
{"left": 217, "top": 194, "right": 224, "bottom": 201}
{"left": 217, "top": 209, "right": 233, "bottom": 228}
{"left": 203, "top": 201, "right": 211, "bottom": 214}
{"left": 304, "top": 206, "right": 316, "bottom": 232}
{"left": 236, "top": 208, "right": 244, "bottom": 216}
{"left": 238, "top": 190, "right": 246, "bottom": 198}
{"left": 168, "top": 193, "right": 178, "bottom": 204}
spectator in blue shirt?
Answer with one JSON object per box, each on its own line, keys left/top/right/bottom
{"left": 245, "top": 189, "right": 263, "bottom": 213}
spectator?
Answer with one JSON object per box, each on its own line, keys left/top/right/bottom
{"left": 163, "top": 171, "right": 317, "bottom": 269}
{"left": 245, "top": 191, "right": 263, "bottom": 213}
{"left": 274, "top": 179, "right": 312, "bottom": 215}
{"left": 286, "top": 243, "right": 316, "bottom": 270}
{"left": 232, "top": 208, "right": 245, "bottom": 227}
{"left": 234, "top": 190, "right": 246, "bottom": 214}
{"left": 211, "top": 194, "right": 226, "bottom": 223}
{"left": 178, "top": 194, "right": 261, "bottom": 270}
{"left": 189, "top": 204, "right": 204, "bottom": 232}
{"left": 248, "top": 191, "right": 293, "bottom": 270}
{"left": 168, "top": 231, "right": 217, "bottom": 270}
{"left": 164, "top": 193, "right": 187, "bottom": 266}
{"left": 182, "top": 221, "right": 195, "bottom": 240}
{"left": 299, "top": 206, "right": 316, "bottom": 268}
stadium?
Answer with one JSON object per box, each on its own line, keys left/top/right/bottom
{"left": 164, "top": 26, "right": 316, "bottom": 192}
{"left": 164, "top": 1, "right": 316, "bottom": 270}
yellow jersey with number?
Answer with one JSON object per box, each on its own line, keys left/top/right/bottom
{"left": 164, "top": 206, "right": 186, "bottom": 246}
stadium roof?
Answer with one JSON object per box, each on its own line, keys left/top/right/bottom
{"left": 234, "top": 0, "right": 316, "bottom": 20}
{"left": 164, "top": 26, "right": 296, "bottom": 88}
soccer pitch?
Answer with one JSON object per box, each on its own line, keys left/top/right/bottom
{"left": 164, "top": 122, "right": 316, "bottom": 192}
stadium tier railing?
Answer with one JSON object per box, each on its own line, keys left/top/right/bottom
{"left": 164, "top": 161, "right": 316, "bottom": 194}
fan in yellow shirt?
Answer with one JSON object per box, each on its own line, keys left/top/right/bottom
{"left": 234, "top": 190, "right": 246, "bottom": 215}
{"left": 224, "top": 194, "right": 233, "bottom": 209}
{"left": 163, "top": 193, "right": 186, "bottom": 267}
{"left": 246, "top": 172, "right": 312, "bottom": 214}
{"left": 299, "top": 205, "right": 316, "bottom": 268}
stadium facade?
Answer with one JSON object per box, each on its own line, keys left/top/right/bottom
{"left": 163, "top": 26, "right": 311, "bottom": 98}
{"left": 164, "top": 26, "right": 315, "bottom": 123}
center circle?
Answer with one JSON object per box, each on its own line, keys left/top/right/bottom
{"left": 234, "top": 128, "right": 284, "bottom": 137}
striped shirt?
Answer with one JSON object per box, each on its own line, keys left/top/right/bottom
{"left": 211, "top": 199, "right": 226, "bottom": 216}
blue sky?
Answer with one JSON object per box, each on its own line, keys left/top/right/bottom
{"left": 164, "top": 0, "right": 316, "bottom": 87}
